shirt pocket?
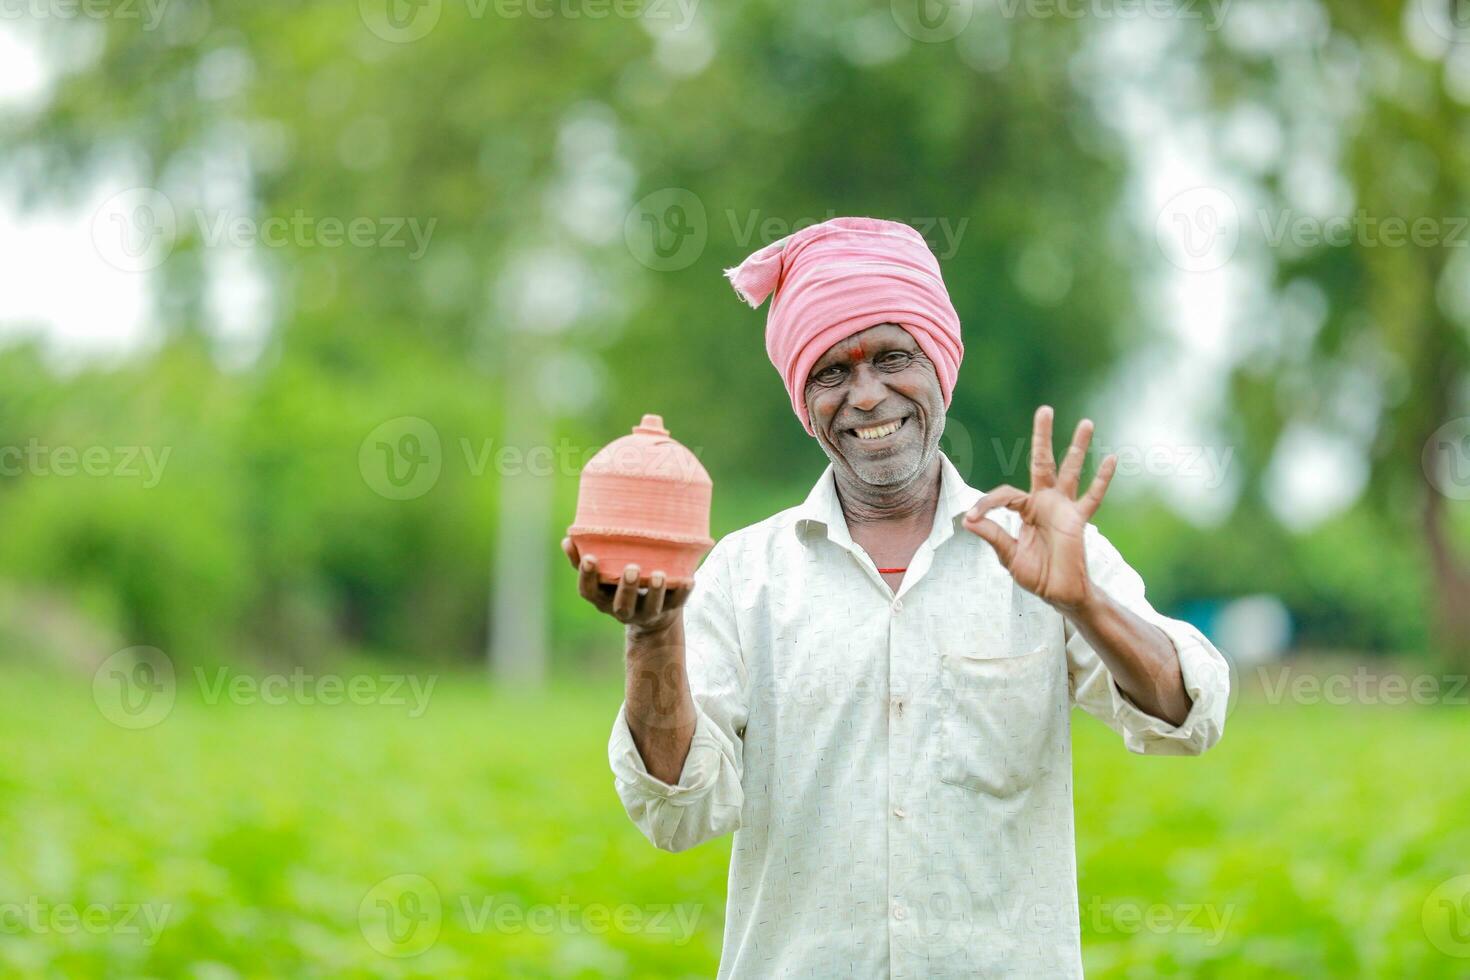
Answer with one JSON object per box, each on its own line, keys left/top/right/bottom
{"left": 938, "top": 643, "right": 1064, "bottom": 798}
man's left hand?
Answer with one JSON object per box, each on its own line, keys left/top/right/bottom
{"left": 961, "top": 405, "right": 1117, "bottom": 613}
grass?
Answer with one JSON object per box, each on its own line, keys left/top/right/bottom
{"left": 0, "top": 666, "right": 1466, "bottom": 977}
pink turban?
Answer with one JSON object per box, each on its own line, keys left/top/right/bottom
{"left": 724, "top": 216, "right": 964, "bottom": 436}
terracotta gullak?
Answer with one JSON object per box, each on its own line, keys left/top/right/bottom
{"left": 568, "top": 414, "right": 713, "bottom": 586}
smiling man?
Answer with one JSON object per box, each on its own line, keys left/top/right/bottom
{"left": 561, "top": 216, "right": 1229, "bottom": 977}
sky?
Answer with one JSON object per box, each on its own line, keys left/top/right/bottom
{"left": 0, "top": 25, "right": 158, "bottom": 362}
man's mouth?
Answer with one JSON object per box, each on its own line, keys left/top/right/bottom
{"left": 845, "top": 416, "right": 909, "bottom": 442}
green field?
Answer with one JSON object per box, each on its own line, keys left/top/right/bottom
{"left": 1, "top": 667, "right": 1467, "bottom": 978}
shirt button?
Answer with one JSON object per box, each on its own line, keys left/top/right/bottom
{"left": 891, "top": 598, "right": 904, "bottom": 613}
{"left": 893, "top": 905, "right": 907, "bottom": 921}
{"left": 893, "top": 807, "right": 907, "bottom": 819}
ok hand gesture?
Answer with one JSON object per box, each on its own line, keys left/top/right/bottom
{"left": 961, "top": 406, "right": 1118, "bottom": 612}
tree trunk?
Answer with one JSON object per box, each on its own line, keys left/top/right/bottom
{"left": 1420, "top": 332, "right": 1470, "bottom": 671}
{"left": 488, "top": 346, "right": 552, "bottom": 687}
{"left": 1422, "top": 487, "right": 1470, "bottom": 670}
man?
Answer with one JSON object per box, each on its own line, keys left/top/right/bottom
{"left": 560, "top": 217, "right": 1229, "bottom": 977}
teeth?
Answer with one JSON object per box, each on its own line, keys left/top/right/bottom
{"left": 855, "top": 420, "right": 902, "bottom": 440}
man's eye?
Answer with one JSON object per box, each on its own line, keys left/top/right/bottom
{"left": 878, "top": 352, "right": 914, "bottom": 369}
{"left": 814, "top": 367, "right": 845, "bottom": 385}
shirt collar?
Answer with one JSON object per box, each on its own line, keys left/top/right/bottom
{"left": 793, "top": 451, "right": 982, "bottom": 550}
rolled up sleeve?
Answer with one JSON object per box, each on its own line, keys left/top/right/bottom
{"left": 1067, "top": 525, "right": 1230, "bottom": 756}
{"left": 608, "top": 541, "right": 747, "bottom": 852}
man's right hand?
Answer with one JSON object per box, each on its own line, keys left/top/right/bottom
{"left": 560, "top": 536, "right": 695, "bottom": 636}
{"left": 562, "top": 536, "right": 698, "bottom": 784}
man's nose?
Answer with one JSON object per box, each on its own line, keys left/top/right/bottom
{"left": 846, "top": 363, "right": 887, "bottom": 411}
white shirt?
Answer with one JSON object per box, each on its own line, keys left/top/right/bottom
{"left": 608, "top": 451, "right": 1229, "bottom": 978}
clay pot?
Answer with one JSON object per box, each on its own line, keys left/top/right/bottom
{"left": 568, "top": 414, "right": 713, "bottom": 586}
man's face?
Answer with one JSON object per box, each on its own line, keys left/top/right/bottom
{"left": 804, "top": 322, "right": 946, "bottom": 488}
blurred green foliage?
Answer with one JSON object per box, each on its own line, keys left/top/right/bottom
{"left": 2, "top": 1, "right": 1151, "bottom": 665}
{"left": 0, "top": 337, "right": 503, "bottom": 662}
{"left": 2, "top": 0, "right": 1464, "bottom": 665}
{"left": 3, "top": 0, "right": 1470, "bottom": 678}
